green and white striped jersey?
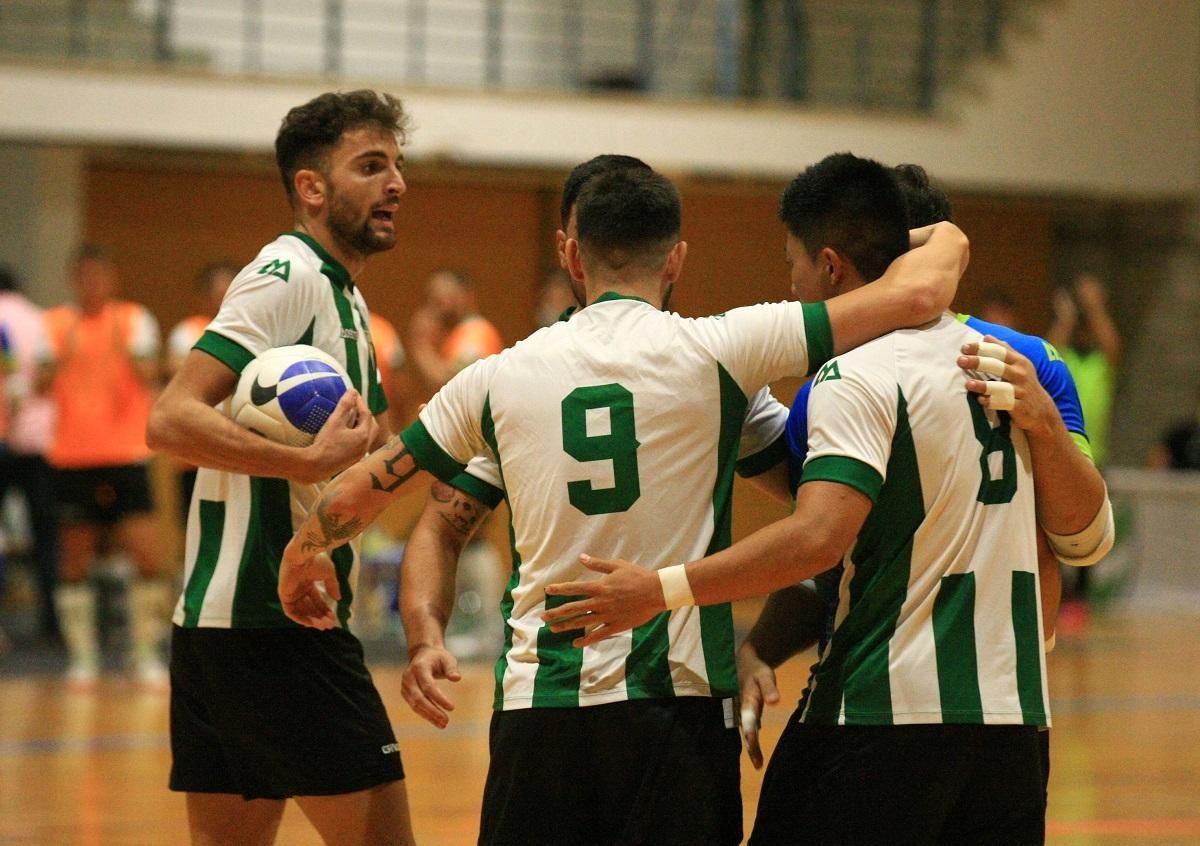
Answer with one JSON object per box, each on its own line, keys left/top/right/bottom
{"left": 404, "top": 292, "right": 833, "bottom": 710}
{"left": 799, "top": 314, "right": 1049, "bottom": 727}
{"left": 173, "top": 232, "right": 387, "bottom": 629}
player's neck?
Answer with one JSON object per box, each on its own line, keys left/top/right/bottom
{"left": 293, "top": 219, "right": 367, "bottom": 280}
{"left": 585, "top": 280, "right": 663, "bottom": 309}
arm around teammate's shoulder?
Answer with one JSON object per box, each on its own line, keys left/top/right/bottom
{"left": 825, "top": 221, "right": 969, "bottom": 357}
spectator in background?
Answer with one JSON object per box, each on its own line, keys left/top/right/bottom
{"left": 1149, "top": 387, "right": 1200, "bottom": 471}
{"left": 45, "top": 245, "right": 169, "bottom": 688}
{"left": 977, "top": 287, "right": 1020, "bottom": 329}
{"left": 0, "top": 266, "right": 61, "bottom": 644}
{"left": 408, "top": 269, "right": 504, "bottom": 392}
{"left": 534, "top": 268, "right": 579, "bottom": 329}
{"left": 165, "top": 261, "right": 238, "bottom": 513}
{"left": 1048, "top": 273, "right": 1122, "bottom": 630}
{"left": 165, "top": 261, "right": 238, "bottom": 380}
{"left": 370, "top": 310, "right": 416, "bottom": 430}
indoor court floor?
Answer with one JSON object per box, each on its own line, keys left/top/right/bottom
{"left": 1, "top": 608, "right": 1198, "bottom": 845}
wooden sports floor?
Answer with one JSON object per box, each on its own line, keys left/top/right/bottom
{"left": 2, "top": 609, "right": 1198, "bottom": 845}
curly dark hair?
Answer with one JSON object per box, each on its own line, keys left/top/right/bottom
{"left": 893, "top": 163, "right": 954, "bottom": 227}
{"left": 275, "top": 90, "right": 411, "bottom": 206}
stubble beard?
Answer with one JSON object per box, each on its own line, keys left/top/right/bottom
{"left": 328, "top": 191, "right": 396, "bottom": 258}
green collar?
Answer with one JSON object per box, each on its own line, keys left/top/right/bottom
{"left": 590, "top": 291, "right": 653, "bottom": 307}
{"left": 285, "top": 231, "right": 353, "bottom": 290}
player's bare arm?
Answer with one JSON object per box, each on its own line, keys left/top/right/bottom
{"left": 279, "top": 431, "right": 430, "bottom": 626}
{"left": 401, "top": 480, "right": 492, "bottom": 729}
{"left": 737, "top": 582, "right": 827, "bottom": 769}
{"left": 147, "top": 348, "right": 373, "bottom": 484}
{"left": 960, "top": 337, "right": 1113, "bottom": 565}
{"left": 544, "top": 481, "right": 871, "bottom": 646}
{"left": 824, "top": 221, "right": 969, "bottom": 356}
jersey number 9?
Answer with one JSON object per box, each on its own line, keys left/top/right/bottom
{"left": 562, "top": 384, "right": 642, "bottom": 515}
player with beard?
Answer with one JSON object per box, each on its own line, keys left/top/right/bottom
{"left": 147, "top": 90, "right": 415, "bottom": 846}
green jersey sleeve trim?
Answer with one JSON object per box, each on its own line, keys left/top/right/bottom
{"left": 736, "top": 433, "right": 789, "bottom": 478}
{"left": 445, "top": 470, "right": 505, "bottom": 509}
{"left": 1070, "top": 431, "right": 1095, "bottom": 463}
{"left": 401, "top": 419, "right": 467, "bottom": 482}
{"left": 800, "top": 455, "right": 884, "bottom": 502}
{"left": 194, "top": 330, "right": 255, "bottom": 375}
{"left": 802, "top": 302, "right": 834, "bottom": 376}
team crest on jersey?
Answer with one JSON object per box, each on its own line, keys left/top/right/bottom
{"left": 260, "top": 259, "right": 291, "bottom": 282}
{"left": 814, "top": 359, "right": 842, "bottom": 385}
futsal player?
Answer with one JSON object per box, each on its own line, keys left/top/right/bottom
{"left": 147, "top": 90, "right": 415, "bottom": 846}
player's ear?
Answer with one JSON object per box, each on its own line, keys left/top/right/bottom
{"left": 820, "top": 247, "right": 844, "bottom": 289}
{"left": 294, "top": 168, "right": 326, "bottom": 212}
{"left": 555, "top": 230, "right": 570, "bottom": 271}
{"left": 664, "top": 240, "right": 688, "bottom": 283}
{"left": 564, "top": 238, "right": 586, "bottom": 283}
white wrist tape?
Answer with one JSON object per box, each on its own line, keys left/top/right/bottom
{"left": 982, "top": 380, "right": 1016, "bottom": 410}
{"left": 1044, "top": 632, "right": 1057, "bottom": 654}
{"left": 1045, "top": 494, "right": 1115, "bottom": 567}
{"left": 658, "top": 564, "right": 695, "bottom": 610}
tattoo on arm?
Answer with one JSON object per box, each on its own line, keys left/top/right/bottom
{"left": 301, "top": 500, "right": 365, "bottom": 553}
{"left": 370, "top": 443, "right": 420, "bottom": 493}
{"left": 431, "top": 480, "right": 486, "bottom": 536}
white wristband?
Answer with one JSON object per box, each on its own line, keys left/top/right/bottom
{"left": 658, "top": 564, "right": 695, "bottom": 610}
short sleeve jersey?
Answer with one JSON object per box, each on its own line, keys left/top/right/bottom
{"left": 798, "top": 315, "right": 1048, "bottom": 728}
{"left": 173, "top": 232, "right": 387, "bottom": 629}
{"left": 786, "top": 314, "right": 1091, "bottom": 488}
{"left": 403, "top": 293, "right": 833, "bottom": 710}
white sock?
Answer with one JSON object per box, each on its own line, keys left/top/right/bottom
{"left": 56, "top": 582, "right": 98, "bottom": 668}
{"left": 129, "top": 578, "right": 170, "bottom": 665}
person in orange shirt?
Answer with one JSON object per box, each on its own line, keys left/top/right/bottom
{"left": 45, "top": 244, "right": 167, "bottom": 688}
{"left": 407, "top": 269, "right": 503, "bottom": 392}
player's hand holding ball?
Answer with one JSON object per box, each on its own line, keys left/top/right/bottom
{"left": 229, "top": 344, "right": 373, "bottom": 481}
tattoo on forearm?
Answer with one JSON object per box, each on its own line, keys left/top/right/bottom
{"left": 431, "top": 481, "right": 485, "bottom": 536}
{"left": 370, "top": 443, "right": 419, "bottom": 493}
{"left": 301, "top": 499, "right": 364, "bottom": 552}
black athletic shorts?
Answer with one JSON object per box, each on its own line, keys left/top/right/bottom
{"left": 169, "top": 625, "right": 404, "bottom": 800}
{"left": 480, "top": 696, "right": 742, "bottom": 846}
{"left": 751, "top": 716, "right": 1045, "bottom": 845}
{"left": 56, "top": 463, "right": 154, "bottom": 524}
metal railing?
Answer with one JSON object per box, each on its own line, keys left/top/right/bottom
{"left": 0, "top": 0, "right": 1022, "bottom": 113}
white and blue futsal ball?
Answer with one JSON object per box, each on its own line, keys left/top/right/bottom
{"left": 230, "top": 345, "right": 350, "bottom": 447}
